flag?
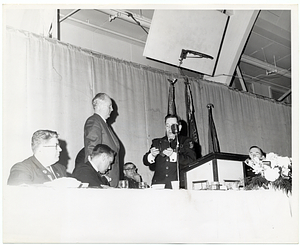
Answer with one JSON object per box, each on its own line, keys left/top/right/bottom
{"left": 185, "top": 79, "right": 199, "bottom": 144}
{"left": 207, "top": 103, "right": 220, "bottom": 153}
{"left": 167, "top": 78, "right": 177, "bottom": 115}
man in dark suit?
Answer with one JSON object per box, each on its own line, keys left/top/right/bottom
{"left": 72, "top": 144, "right": 115, "bottom": 187}
{"left": 143, "top": 114, "right": 196, "bottom": 189}
{"left": 7, "top": 129, "right": 67, "bottom": 185}
{"left": 84, "top": 93, "right": 120, "bottom": 187}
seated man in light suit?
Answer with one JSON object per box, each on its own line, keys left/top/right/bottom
{"left": 7, "top": 129, "right": 67, "bottom": 185}
{"left": 72, "top": 144, "right": 115, "bottom": 188}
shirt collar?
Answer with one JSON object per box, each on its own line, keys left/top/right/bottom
{"left": 100, "top": 114, "right": 106, "bottom": 123}
{"left": 89, "top": 158, "right": 99, "bottom": 172}
{"left": 95, "top": 113, "right": 106, "bottom": 123}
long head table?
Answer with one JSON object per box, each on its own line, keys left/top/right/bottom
{"left": 3, "top": 186, "right": 298, "bottom": 243}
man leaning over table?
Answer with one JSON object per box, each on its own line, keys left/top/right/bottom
{"left": 7, "top": 129, "right": 67, "bottom": 186}
{"left": 143, "top": 114, "right": 196, "bottom": 189}
{"left": 72, "top": 144, "right": 115, "bottom": 188}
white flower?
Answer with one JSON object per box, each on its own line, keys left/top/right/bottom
{"left": 248, "top": 151, "right": 292, "bottom": 183}
{"left": 264, "top": 167, "right": 280, "bottom": 181}
{"left": 281, "top": 167, "right": 290, "bottom": 177}
{"left": 266, "top": 152, "right": 278, "bottom": 161}
{"left": 277, "top": 156, "right": 291, "bottom": 168}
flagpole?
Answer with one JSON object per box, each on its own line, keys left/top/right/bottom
{"left": 174, "top": 131, "right": 180, "bottom": 188}
{"left": 207, "top": 103, "right": 220, "bottom": 153}
{"left": 167, "top": 78, "right": 177, "bottom": 116}
{"left": 167, "top": 77, "right": 180, "bottom": 188}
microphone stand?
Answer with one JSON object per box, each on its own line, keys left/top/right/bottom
{"left": 174, "top": 132, "right": 180, "bottom": 189}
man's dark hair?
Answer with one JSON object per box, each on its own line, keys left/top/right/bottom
{"left": 164, "top": 114, "right": 181, "bottom": 125}
{"left": 124, "top": 162, "right": 136, "bottom": 169}
{"left": 249, "top": 145, "right": 266, "bottom": 158}
{"left": 91, "top": 144, "right": 115, "bottom": 158}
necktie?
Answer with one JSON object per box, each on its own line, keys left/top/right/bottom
{"left": 47, "top": 166, "right": 57, "bottom": 180}
{"left": 98, "top": 172, "right": 109, "bottom": 185}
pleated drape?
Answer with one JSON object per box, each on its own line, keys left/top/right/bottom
{"left": 3, "top": 27, "right": 292, "bottom": 185}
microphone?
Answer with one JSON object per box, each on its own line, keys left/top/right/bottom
{"left": 171, "top": 124, "right": 179, "bottom": 134}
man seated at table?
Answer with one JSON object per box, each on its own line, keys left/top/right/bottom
{"left": 123, "top": 162, "right": 142, "bottom": 189}
{"left": 7, "top": 129, "right": 67, "bottom": 186}
{"left": 72, "top": 144, "right": 115, "bottom": 188}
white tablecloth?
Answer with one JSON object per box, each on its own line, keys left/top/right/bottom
{"left": 3, "top": 186, "right": 298, "bottom": 243}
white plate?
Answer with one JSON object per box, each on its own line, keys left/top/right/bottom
{"left": 151, "top": 184, "right": 165, "bottom": 189}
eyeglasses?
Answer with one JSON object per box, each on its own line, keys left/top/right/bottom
{"left": 124, "top": 167, "right": 136, "bottom": 171}
{"left": 43, "top": 143, "right": 61, "bottom": 149}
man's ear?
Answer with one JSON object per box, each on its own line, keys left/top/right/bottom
{"left": 179, "top": 124, "right": 183, "bottom": 132}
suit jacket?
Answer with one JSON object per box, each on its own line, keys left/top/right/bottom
{"left": 7, "top": 155, "right": 67, "bottom": 186}
{"left": 75, "top": 147, "right": 85, "bottom": 167}
{"left": 143, "top": 135, "right": 196, "bottom": 189}
{"left": 84, "top": 113, "right": 120, "bottom": 187}
{"left": 72, "top": 161, "right": 110, "bottom": 187}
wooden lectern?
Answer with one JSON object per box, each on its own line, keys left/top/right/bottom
{"left": 181, "top": 152, "right": 248, "bottom": 190}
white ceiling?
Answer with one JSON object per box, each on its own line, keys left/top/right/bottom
{"left": 239, "top": 10, "right": 291, "bottom": 94}
{"left": 58, "top": 9, "right": 291, "bottom": 103}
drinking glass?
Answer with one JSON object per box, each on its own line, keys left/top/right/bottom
{"left": 118, "top": 180, "right": 129, "bottom": 188}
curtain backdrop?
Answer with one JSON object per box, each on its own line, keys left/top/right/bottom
{"left": 3, "top": 27, "right": 292, "bottom": 185}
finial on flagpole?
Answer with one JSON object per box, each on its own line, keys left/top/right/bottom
{"left": 167, "top": 78, "right": 177, "bottom": 85}
{"left": 207, "top": 103, "right": 214, "bottom": 109}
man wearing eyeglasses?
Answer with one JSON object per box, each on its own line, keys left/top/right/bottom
{"left": 143, "top": 114, "right": 196, "bottom": 189}
{"left": 123, "top": 162, "right": 142, "bottom": 188}
{"left": 7, "top": 129, "right": 67, "bottom": 185}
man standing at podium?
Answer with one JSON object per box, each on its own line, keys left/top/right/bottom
{"left": 143, "top": 114, "right": 196, "bottom": 189}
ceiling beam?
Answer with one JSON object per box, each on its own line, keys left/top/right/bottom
{"left": 240, "top": 54, "right": 291, "bottom": 79}
{"left": 60, "top": 15, "right": 146, "bottom": 45}
{"left": 235, "top": 66, "right": 248, "bottom": 91}
{"left": 277, "top": 89, "right": 291, "bottom": 101}
{"left": 95, "top": 9, "right": 151, "bottom": 29}
{"left": 242, "top": 73, "right": 289, "bottom": 91}
{"left": 59, "top": 9, "right": 81, "bottom": 23}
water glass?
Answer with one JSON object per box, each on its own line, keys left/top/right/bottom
{"left": 118, "top": 180, "right": 129, "bottom": 188}
{"left": 138, "top": 181, "right": 148, "bottom": 189}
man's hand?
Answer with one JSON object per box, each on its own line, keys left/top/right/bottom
{"left": 162, "top": 147, "right": 174, "bottom": 157}
{"left": 132, "top": 173, "right": 142, "bottom": 182}
{"left": 150, "top": 147, "right": 160, "bottom": 157}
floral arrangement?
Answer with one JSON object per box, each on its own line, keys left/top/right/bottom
{"left": 245, "top": 152, "right": 292, "bottom": 194}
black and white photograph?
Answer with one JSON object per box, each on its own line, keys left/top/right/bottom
{"left": 2, "top": 2, "right": 299, "bottom": 244}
